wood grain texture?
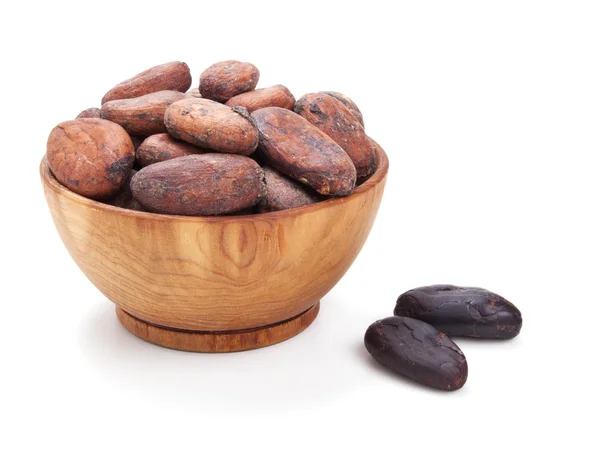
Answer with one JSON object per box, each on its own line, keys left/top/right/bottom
{"left": 116, "top": 303, "right": 319, "bottom": 352}
{"left": 41, "top": 141, "right": 388, "bottom": 332}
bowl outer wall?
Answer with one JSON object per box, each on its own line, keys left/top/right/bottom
{"left": 41, "top": 140, "right": 389, "bottom": 331}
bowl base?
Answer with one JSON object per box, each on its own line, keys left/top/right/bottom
{"left": 115, "top": 303, "right": 320, "bottom": 352}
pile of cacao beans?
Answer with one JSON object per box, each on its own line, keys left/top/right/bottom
{"left": 46, "top": 60, "right": 377, "bottom": 215}
{"left": 365, "top": 285, "right": 523, "bottom": 391}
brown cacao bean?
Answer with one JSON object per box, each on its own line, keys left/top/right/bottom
{"left": 46, "top": 118, "right": 135, "bottom": 199}
{"left": 136, "top": 133, "right": 206, "bottom": 168}
{"left": 76, "top": 107, "right": 101, "bottom": 119}
{"left": 164, "top": 97, "right": 258, "bottom": 155}
{"left": 251, "top": 107, "right": 356, "bottom": 196}
{"left": 200, "top": 60, "right": 259, "bottom": 102}
{"left": 130, "top": 154, "right": 265, "bottom": 216}
{"left": 323, "top": 91, "right": 364, "bottom": 128}
{"left": 100, "top": 90, "right": 184, "bottom": 136}
{"left": 258, "top": 167, "right": 323, "bottom": 212}
{"left": 226, "top": 85, "right": 295, "bottom": 112}
{"left": 101, "top": 61, "right": 191, "bottom": 104}
{"left": 295, "top": 93, "right": 375, "bottom": 179}
{"left": 184, "top": 87, "right": 201, "bottom": 98}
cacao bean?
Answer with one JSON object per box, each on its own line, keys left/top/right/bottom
{"left": 200, "top": 60, "right": 259, "bottom": 102}
{"left": 46, "top": 118, "right": 134, "bottom": 199}
{"left": 100, "top": 90, "right": 184, "bottom": 135}
{"left": 101, "top": 61, "right": 191, "bottom": 104}
{"left": 76, "top": 107, "right": 101, "bottom": 119}
{"left": 323, "top": 91, "right": 364, "bottom": 128}
{"left": 164, "top": 97, "right": 258, "bottom": 155}
{"left": 226, "top": 85, "right": 295, "bottom": 112}
{"left": 394, "top": 285, "right": 522, "bottom": 339}
{"left": 130, "top": 154, "right": 265, "bottom": 216}
{"left": 136, "top": 133, "right": 206, "bottom": 168}
{"left": 295, "top": 93, "right": 375, "bottom": 179}
{"left": 364, "top": 316, "right": 468, "bottom": 391}
{"left": 184, "top": 87, "right": 201, "bottom": 98}
{"left": 251, "top": 107, "right": 356, "bottom": 196}
{"left": 258, "top": 167, "right": 323, "bottom": 212}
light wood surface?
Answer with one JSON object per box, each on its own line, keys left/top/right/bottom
{"left": 116, "top": 303, "right": 319, "bottom": 352}
{"left": 41, "top": 141, "right": 388, "bottom": 334}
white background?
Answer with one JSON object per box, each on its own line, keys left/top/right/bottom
{"left": 1, "top": 1, "right": 598, "bottom": 471}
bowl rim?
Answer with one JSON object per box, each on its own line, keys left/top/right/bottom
{"left": 40, "top": 139, "right": 389, "bottom": 222}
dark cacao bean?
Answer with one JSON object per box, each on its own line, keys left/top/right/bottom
{"left": 364, "top": 316, "right": 468, "bottom": 391}
{"left": 394, "top": 285, "right": 522, "bottom": 339}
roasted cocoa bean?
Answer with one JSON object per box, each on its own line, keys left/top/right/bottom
{"left": 130, "top": 154, "right": 265, "bottom": 216}
{"left": 394, "top": 285, "right": 523, "bottom": 339}
{"left": 258, "top": 167, "right": 323, "bottom": 212}
{"left": 226, "top": 85, "right": 295, "bottom": 112}
{"left": 364, "top": 316, "right": 468, "bottom": 391}
{"left": 323, "top": 91, "right": 364, "bottom": 128}
{"left": 295, "top": 93, "right": 375, "bottom": 179}
{"left": 136, "top": 133, "right": 206, "bottom": 168}
{"left": 46, "top": 118, "right": 135, "bottom": 199}
{"left": 251, "top": 107, "right": 356, "bottom": 196}
{"left": 101, "top": 61, "right": 191, "bottom": 104}
{"left": 76, "top": 107, "right": 101, "bottom": 119}
{"left": 100, "top": 90, "right": 184, "bottom": 135}
{"left": 164, "top": 97, "right": 258, "bottom": 155}
{"left": 200, "top": 60, "right": 259, "bottom": 102}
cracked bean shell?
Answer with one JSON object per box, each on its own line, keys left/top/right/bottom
{"left": 46, "top": 118, "right": 135, "bottom": 199}
{"left": 226, "top": 85, "right": 295, "bottom": 112}
{"left": 100, "top": 90, "right": 185, "bottom": 136}
{"left": 251, "top": 107, "right": 356, "bottom": 196}
{"left": 295, "top": 93, "right": 375, "bottom": 179}
{"left": 101, "top": 61, "right": 192, "bottom": 104}
{"left": 364, "top": 316, "right": 468, "bottom": 391}
{"left": 323, "top": 91, "right": 364, "bottom": 128}
{"left": 394, "top": 285, "right": 522, "bottom": 339}
{"left": 136, "top": 133, "right": 206, "bottom": 168}
{"left": 130, "top": 154, "right": 265, "bottom": 216}
{"left": 258, "top": 167, "right": 323, "bottom": 212}
{"left": 200, "top": 60, "right": 259, "bottom": 102}
{"left": 164, "top": 98, "right": 259, "bottom": 155}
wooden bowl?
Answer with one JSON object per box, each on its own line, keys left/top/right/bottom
{"left": 41, "top": 141, "right": 388, "bottom": 352}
